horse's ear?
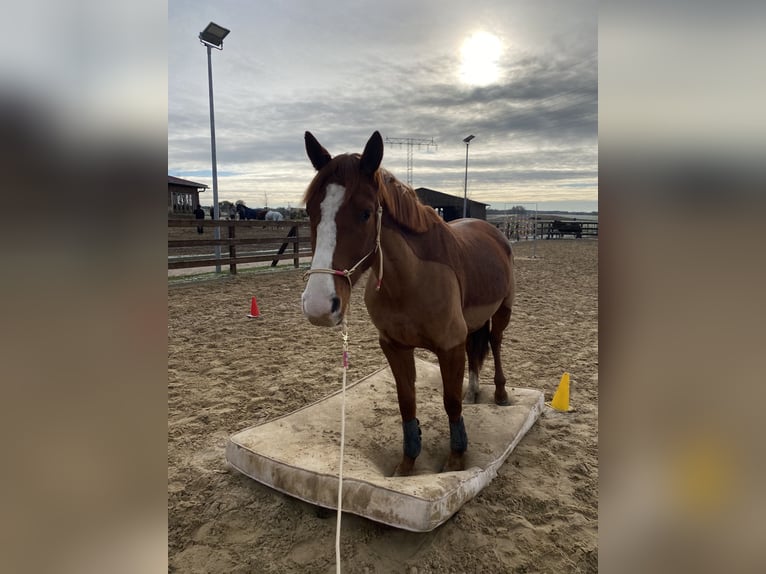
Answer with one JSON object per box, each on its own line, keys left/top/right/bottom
{"left": 360, "top": 131, "right": 383, "bottom": 176}
{"left": 305, "top": 131, "right": 331, "bottom": 171}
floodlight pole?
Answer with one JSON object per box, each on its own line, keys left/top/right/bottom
{"left": 198, "top": 22, "right": 229, "bottom": 272}
{"left": 462, "top": 134, "right": 475, "bottom": 218}
{"left": 205, "top": 43, "right": 222, "bottom": 272}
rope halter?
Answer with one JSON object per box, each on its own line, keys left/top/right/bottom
{"left": 303, "top": 204, "right": 384, "bottom": 291}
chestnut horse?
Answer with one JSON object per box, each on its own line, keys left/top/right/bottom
{"left": 301, "top": 130, "right": 515, "bottom": 476}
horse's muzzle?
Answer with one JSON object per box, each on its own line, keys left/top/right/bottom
{"left": 301, "top": 289, "right": 343, "bottom": 327}
{"left": 305, "top": 313, "right": 342, "bottom": 327}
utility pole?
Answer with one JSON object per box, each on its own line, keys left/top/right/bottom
{"left": 384, "top": 137, "right": 437, "bottom": 187}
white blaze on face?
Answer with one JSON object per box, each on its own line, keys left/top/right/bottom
{"left": 301, "top": 183, "right": 345, "bottom": 324}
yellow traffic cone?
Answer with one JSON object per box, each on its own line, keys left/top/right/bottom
{"left": 546, "top": 372, "right": 574, "bottom": 412}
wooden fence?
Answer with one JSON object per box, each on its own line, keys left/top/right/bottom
{"left": 169, "top": 217, "right": 597, "bottom": 275}
{"left": 536, "top": 220, "right": 598, "bottom": 238}
{"left": 496, "top": 218, "right": 598, "bottom": 241}
{"left": 168, "top": 219, "right": 313, "bottom": 274}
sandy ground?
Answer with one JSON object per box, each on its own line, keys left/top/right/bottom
{"left": 168, "top": 238, "right": 598, "bottom": 573}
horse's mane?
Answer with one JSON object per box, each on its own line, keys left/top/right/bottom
{"left": 303, "top": 155, "right": 442, "bottom": 234}
{"left": 375, "top": 169, "right": 443, "bottom": 234}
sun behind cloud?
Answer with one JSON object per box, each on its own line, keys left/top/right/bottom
{"left": 459, "top": 31, "right": 503, "bottom": 86}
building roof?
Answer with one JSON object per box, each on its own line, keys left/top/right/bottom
{"left": 414, "top": 187, "right": 489, "bottom": 207}
{"left": 168, "top": 175, "right": 209, "bottom": 190}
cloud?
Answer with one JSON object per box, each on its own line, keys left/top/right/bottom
{"left": 168, "top": 1, "right": 597, "bottom": 208}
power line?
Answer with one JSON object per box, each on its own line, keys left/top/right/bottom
{"left": 384, "top": 136, "right": 437, "bottom": 187}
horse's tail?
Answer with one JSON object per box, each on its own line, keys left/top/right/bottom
{"left": 466, "top": 320, "right": 491, "bottom": 373}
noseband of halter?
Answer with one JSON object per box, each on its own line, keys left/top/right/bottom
{"left": 303, "top": 204, "right": 384, "bottom": 291}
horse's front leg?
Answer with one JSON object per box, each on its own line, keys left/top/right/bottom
{"left": 379, "top": 337, "right": 419, "bottom": 477}
{"left": 437, "top": 344, "right": 468, "bottom": 472}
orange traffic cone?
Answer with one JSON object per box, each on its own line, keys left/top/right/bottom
{"left": 546, "top": 372, "right": 574, "bottom": 412}
{"left": 247, "top": 296, "right": 260, "bottom": 318}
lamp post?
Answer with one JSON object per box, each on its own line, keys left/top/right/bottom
{"left": 462, "top": 134, "right": 475, "bottom": 218}
{"left": 200, "top": 22, "right": 230, "bottom": 273}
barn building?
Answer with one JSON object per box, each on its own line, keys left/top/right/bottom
{"left": 168, "top": 175, "right": 208, "bottom": 215}
{"left": 414, "top": 187, "right": 488, "bottom": 221}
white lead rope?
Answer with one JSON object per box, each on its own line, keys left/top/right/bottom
{"left": 336, "top": 321, "right": 349, "bottom": 574}
{"left": 302, "top": 206, "right": 383, "bottom": 574}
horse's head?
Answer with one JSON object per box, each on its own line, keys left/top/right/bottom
{"left": 301, "top": 130, "right": 384, "bottom": 327}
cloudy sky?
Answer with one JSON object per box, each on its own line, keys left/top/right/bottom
{"left": 169, "top": 0, "right": 597, "bottom": 211}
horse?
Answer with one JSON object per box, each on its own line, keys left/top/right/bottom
{"left": 235, "top": 202, "right": 267, "bottom": 220}
{"left": 547, "top": 219, "right": 582, "bottom": 239}
{"left": 301, "top": 130, "right": 515, "bottom": 476}
{"left": 217, "top": 201, "right": 237, "bottom": 220}
{"left": 265, "top": 210, "right": 284, "bottom": 221}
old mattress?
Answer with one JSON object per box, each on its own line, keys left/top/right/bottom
{"left": 226, "top": 358, "right": 543, "bottom": 532}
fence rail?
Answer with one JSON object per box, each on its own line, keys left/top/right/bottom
{"left": 495, "top": 218, "right": 598, "bottom": 241}
{"left": 168, "top": 219, "right": 312, "bottom": 274}
{"left": 169, "top": 217, "right": 597, "bottom": 275}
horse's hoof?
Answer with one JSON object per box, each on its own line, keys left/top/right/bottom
{"left": 441, "top": 452, "right": 465, "bottom": 473}
{"left": 495, "top": 390, "right": 510, "bottom": 406}
{"left": 463, "top": 390, "right": 478, "bottom": 404}
{"left": 392, "top": 456, "right": 416, "bottom": 477}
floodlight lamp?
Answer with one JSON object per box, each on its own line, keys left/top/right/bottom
{"left": 463, "top": 134, "right": 475, "bottom": 143}
{"left": 199, "top": 22, "right": 230, "bottom": 49}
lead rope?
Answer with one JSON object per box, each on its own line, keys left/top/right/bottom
{"left": 374, "top": 204, "right": 383, "bottom": 290}
{"left": 335, "top": 320, "right": 349, "bottom": 574}
{"left": 302, "top": 205, "right": 383, "bottom": 574}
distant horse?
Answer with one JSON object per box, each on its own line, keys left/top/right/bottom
{"left": 235, "top": 202, "right": 267, "bottom": 220}
{"left": 218, "top": 201, "right": 237, "bottom": 220}
{"left": 265, "top": 210, "right": 284, "bottom": 221}
{"left": 547, "top": 219, "right": 582, "bottom": 239}
{"left": 301, "top": 131, "right": 515, "bottom": 476}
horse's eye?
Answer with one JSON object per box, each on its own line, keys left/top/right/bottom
{"left": 361, "top": 209, "right": 371, "bottom": 222}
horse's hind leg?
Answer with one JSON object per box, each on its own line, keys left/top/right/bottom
{"left": 490, "top": 303, "right": 512, "bottom": 406}
{"left": 464, "top": 321, "right": 490, "bottom": 404}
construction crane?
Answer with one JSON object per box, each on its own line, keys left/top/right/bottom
{"left": 384, "top": 136, "right": 437, "bottom": 187}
